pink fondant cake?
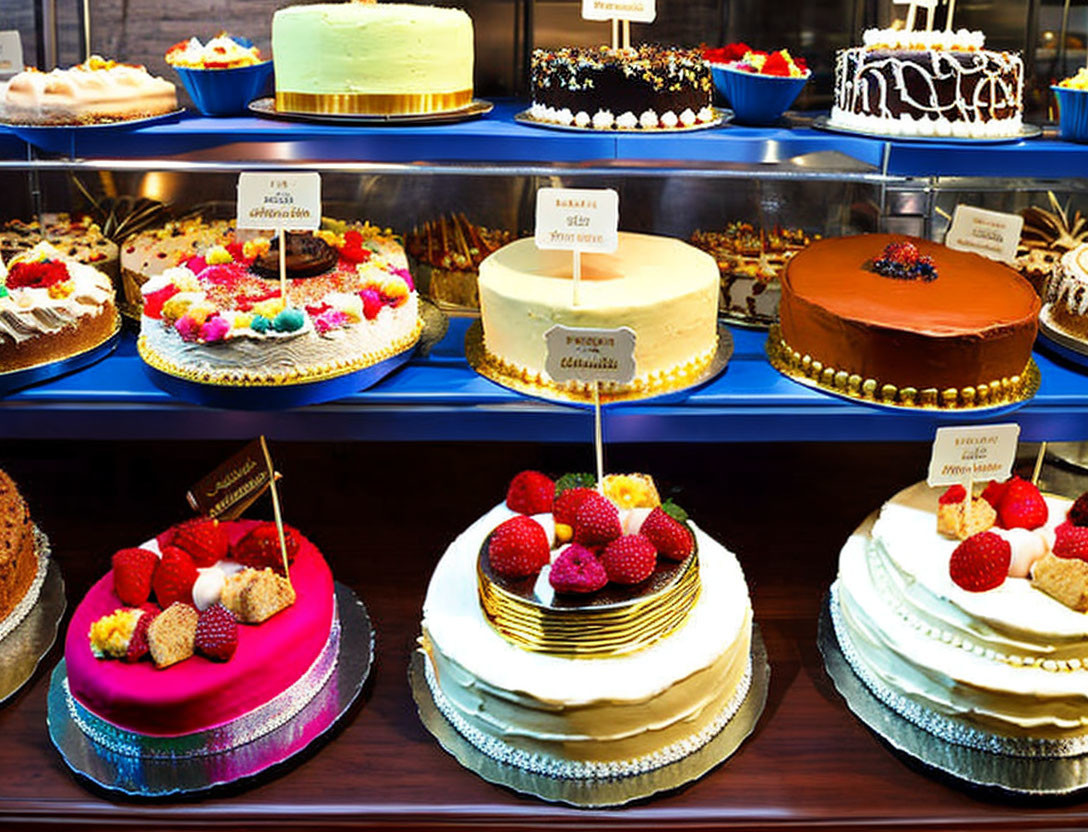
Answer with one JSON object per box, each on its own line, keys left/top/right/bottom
{"left": 64, "top": 519, "right": 335, "bottom": 739}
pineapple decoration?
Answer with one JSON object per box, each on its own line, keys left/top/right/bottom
{"left": 1017, "top": 192, "right": 1088, "bottom": 296}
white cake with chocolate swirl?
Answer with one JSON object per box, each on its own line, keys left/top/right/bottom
{"left": 1045, "top": 242, "right": 1088, "bottom": 340}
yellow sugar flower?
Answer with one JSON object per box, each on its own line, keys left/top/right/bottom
{"left": 161, "top": 294, "right": 195, "bottom": 323}
{"left": 251, "top": 297, "right": 286, "bottom": 318}
{"left": 89, "top": 608, "right": 142, "bottom": 659}
{"left": 242, "top": 238, "right": 271, "bottom": 260}
{"left": 233, "top": 312, "right": 255, "bottom": 329}
{"left": 602, "top": 474, "right": 661, "bottom": 510}
{"left": 48, "top": 279, "right": 75, "bottom": 300}
{"left": 205, "top": 245, "right": 233, "bottom": 265}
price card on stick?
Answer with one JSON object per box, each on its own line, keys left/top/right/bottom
{"left": 237, "top": 172, "right": 321, "bottom": 309}
{"left": 0, "top": 31, "right": 24, "bottom": 75}
{"left": 927, "top": 424, "right": 1021, "bottom": 497}
{"left": 582, "top": 0, "right": 655, "bottom": 48}
{"left": 535, "top": 187, "right": 618, "bottom": 308}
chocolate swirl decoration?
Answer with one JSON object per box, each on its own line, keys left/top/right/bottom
{"left": 249, "top": 232, "right": 338, "bottom": 280}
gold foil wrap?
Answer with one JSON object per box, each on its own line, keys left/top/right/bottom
{"left": 276, "top": 90, "right": 473, "bottom": 116}
{"left": 477, "top": 554, "right": 701, "bottom": 659}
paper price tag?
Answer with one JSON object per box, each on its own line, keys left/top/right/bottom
{"left": 926, "top": 424, "right": 1020, "bottom": 487}
{"left": 236, "top": 172, "right": 321, "bottom": 231}
{"left": 535, "top": 188, "right": 619, "bottom": 253}
{"left": 582, "top": 0, "right": 656, "bottom": 22}
{"left": 0, "top": 31, "right": 24, "bottom": 75}
{"left": 944, "top": 205, "right": 1023, "bottom": 265}
{"left": 545, "top": 325, "right": 636, "bottom": 385}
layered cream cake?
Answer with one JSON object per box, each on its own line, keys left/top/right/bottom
{"left": 833, "top": 479, "right": 1088, "bottom": 753}
{"left": 478, "top": 232, "right": 719, "bottom": 393}
{"left": 272, "top": 2, "right": 474, "bottom": 116}
{"left": 1045, "top": 242, "right": 1088, "bottom": 340}
{"left": 830, "top": 29, "right": 1023, "bottom": 138}
{"left": 420, "top": 471, "right": 754, "bottom": 776}
{"left": 3, "top": 56, "right": 177, "bottom": 125}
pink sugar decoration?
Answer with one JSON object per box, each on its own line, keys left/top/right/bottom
{"left": 199, "top": 315, "right": 230, "bottom": 343}
{"left": 360, "top": 288, "right": 382, "bottom": 321}
{"left": 183, "top": 255, "right": 208, "bottom": 273}
{"left": 393, "top": 267, "right": 414, "bottom": 291}
{"left": 175, "top": 315, "right": 202, "bottom": 342}
{"left": 314, "top": 310, "right": 349, "bottom": 334}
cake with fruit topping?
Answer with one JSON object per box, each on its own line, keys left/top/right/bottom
{"left": 529, "top": 45, "right": 715, "bottom": 130}
{"left": 1, "top": 215, "right": 118, "bottom": 282}
{"left": 0, "top": 241, "right": 118, "bottom": 373}
{"left": 419, "top": 470, "right": 754, "bottom": 776}
{"left": 832, "top": 475, "right": 1088, "bottom": 752}
{"left": 64, "top": 516, "right": 337, "bottom": 744}
{"left": 775, "top": 234, "right": 1039, "bottom": 408}
{"left": 136, "top": 223, "right": 421, "bottom": 386}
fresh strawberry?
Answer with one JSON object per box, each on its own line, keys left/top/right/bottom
{"left": 1069, "top": 492, "right": 1088, "bottom": 527}
{"left": 194, "top": 603, "right": 239, "bottom": 661}
{"left": 488, "top": 516, "right": 550, "bottom": 578}
{"left": 553, "top": 487, "right": 598, "bottom": 526}
{"left": 938, "top": 484, "right": 967, "bottom": 505}
{"left": 601, "top": 534, "right": 657, "bottom": 584}
{"left": 505, "top": 470, "right": 555, "bottom": 515}
{"left": 152, "top": 546, "right": 198, "bottom": 608}
{"left": 981, "top": 479, "right": 1010, "bottom": 509}
{"left": 230, "top": 522, "right": 300, "bottom": 573}
{"left": 997, "top": 477, "right": 1048, "bottom": 530}
{"left": 573, "top": 493, "right": 622, "bottom": 547}
{"left": 549, "top": 545, "right": 608, "bottom": 594}
{"left": 1054, "top": 521, "right": 1088, "bottom": 561}
{"left": 111, "top": 547, "right": 158, "bottom": 606}
{"left": 123, "top": 607, "right": 159, "bottom": 663}
{"left": 949, "top": 531, "right": 1011, "bottom": 592}
{"left": 169, "top": 517, "right": 229, "bottom": 567}
{"left": 640, "top": 507, "right": 694, "bottom": 561}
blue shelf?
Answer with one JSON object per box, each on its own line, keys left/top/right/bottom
{"left": 1, "top": 319, "right": 1085, "bottom": 442}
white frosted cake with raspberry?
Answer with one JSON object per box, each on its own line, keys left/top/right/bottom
{"left": 419, "top": 471, "right": 754, "bottom": 776}
{"left": 833, "top": 475, "right": 1088, "bottom": 754}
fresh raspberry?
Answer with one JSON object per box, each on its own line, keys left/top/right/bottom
{"left": 981, "top": 479, "right": 1010, "bottom": 509}
{"left": 762, "top": 50, "right": 791, "bottom": 76}
{"left": 600, "top": 534, "right": 657, "bottom": 584}
{"left": 553, "top": 487, "right": 598, "bottom": 526}
{"left": 938, "top": 485, "right": 967, "bottom": 505}
{"left": 949, "top": 531, "right": 1011, "bottom": 592}
{"left": 573, "top": 493, "right": 622, "bottom": 547}
{"left": 549, "top": 544, "right": 608, "bottom": 594}
{"left": 230, "top": 522, "right": 301, "bottom": 573}
{"left": 152, "top": 546, "right": 198, "bottom": 608}
{"left": 997, "top": 478, "right": 1048, "bottom": 530}
{"left": 360, "top": 288, "right": 382, "bottom": 320}
{"left": 111, "top": 547, "right": 158, "bottom": 606}
{"left": 505, "top": 470, "right": 555, "bottom": 515}
{"left": 123, "top": 607, "right": 160, "bottom": 663}
{"left": 169, "top": 517, "right": 229, "bottom": 567}
{"left": 886, "top": 241, "right": 920, "bottom": 265}
{"left": 488, "top": 516, "right": 550, "bottom": 578}
{"left": 1069, "top": 492, "right": 1088, "bottom": 527}
{"left": 1054, "top": 521, "right": 1088, "bottom": 561}
{"left": 194, "top": 603, "right": 239, "bottom": 661}
{"left": 640, "top": 507, "right": 694, "bottom": 561}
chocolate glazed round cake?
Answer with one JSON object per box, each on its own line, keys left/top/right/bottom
{"left": 777, "top": 234, "right": 1040, "bottom": 408}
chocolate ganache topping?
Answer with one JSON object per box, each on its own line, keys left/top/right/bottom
{"left": 250, "top": 232, "right": 338, "bottom": 279}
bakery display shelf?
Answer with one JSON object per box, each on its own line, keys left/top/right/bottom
{"left": 1, "top": 319, "right": 1088, "bottom": 442}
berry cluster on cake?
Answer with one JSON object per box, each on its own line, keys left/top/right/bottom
{"left": 420, "top": 469, "right": 753, "bottom": 777}
{"left": 833, "top": 474, "right": 1088, "bottom": 753}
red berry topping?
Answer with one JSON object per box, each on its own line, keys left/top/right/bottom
{"left": 488, "top": 516, "right": 550, "bottom": 578}
{"left": 338, "top": 230, "right": 373, "bottom": 264}
{"left": 553, "top": 487, "right": 597, "bottom": 526}
{"left": 194, "top": 603, "right": 239, "bottom": 662}
{"left": 505, "top": 470, "right": 555, "bottom": 515}
{"left": 1068, "top": 492, "right": 1088, "bottom": 527}
{"left": 600, "top": 534, "right": 657, "bottom": 584}
{"left": 981, "top": 479, "right": 1009, "bottom": 509}
{"left": 1054, "top": 521, "right": 1088, "bottom": 561}
{"left": 762, "top": 50, "right": 791, "bottom": 76}
{"left": 152, "top": 546, "right": 198, "bottom": 608}
{"left": 640, "top": 507, "right": 694, "bottom": 561}
{"left": 549, "top": 544, "right": 608, "bottom": 594}
{"left": 703, "top": 42, "right": 751, "bottom": 64}
{"left": 230, "top": 522, "right": 300, "bottom": 573}
{"left": 111, "top": 547, "right": 158, "bottom": 606}
{"left": 6, "top": 259, "right": 69, "bottom": 289}
{"left": 142, "top": 284, "right": 179, "bottom": 319}
{"left": 573, "top": 493, "right": 622, "bottom": 547}
{"left": 169, "top": 517, "right": 229, "bottom": 567}
{"left": 123, "top": 606, "right": 160, "bottom": 663}
{"left": 938, "top": 484, "right": 967, "bottom": 505}
{"left": 997, "top": 477, "right": 1048, "bottom": 530}
{"left": 949, "top": 531, "right": 1011, "bottom": 592}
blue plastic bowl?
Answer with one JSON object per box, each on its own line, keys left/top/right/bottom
{"left": 1053, "top": 85, "right": 1088, "bottom": 143}
{"left": 174, "top": 61, "right": 273, "bottom": 117}
{"left": 710, "top": 63, "right": 809, "bottom": 125}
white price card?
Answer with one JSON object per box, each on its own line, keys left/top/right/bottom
{"left": 545, "top": 325, "right": 636, "bottom": 385}
{"left": 236, "top": 172, "right": 321, "bottom": 231}
{"left": 0, "top": 31, "right": 24, "bottom": 74}
{"left": 582, "top": 0, "right": 656, "bottom": 22}
{"left": 944, "top": 205, "right": 1023, "bottom": 265}
{"left": 535, "top": 188, "right": 619, "bottom": 253}
{"left": 926, "top": 424, "right": 1020, "bottom": 487}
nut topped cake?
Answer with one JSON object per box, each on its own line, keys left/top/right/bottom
{"left": 0, "top": 469, "right": 38, "bottom": 630}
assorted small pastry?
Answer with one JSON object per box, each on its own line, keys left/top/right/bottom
{"left": 405, "top": 214, "right": 513, "bottom": 310}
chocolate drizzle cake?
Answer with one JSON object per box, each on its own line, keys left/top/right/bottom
{"left": 529, "top": 45, "right": 714, "bottom": 130}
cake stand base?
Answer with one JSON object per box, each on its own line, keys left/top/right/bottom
{"left": 0, "top": 552, "right": 64, "bottom": 706}
{"left": 0, "top": 329, "right": 120, "bottom": 397}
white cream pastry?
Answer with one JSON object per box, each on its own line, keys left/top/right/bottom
{"left": 478, "top": 232, "right": 719, "bottom": 393}
{"left": 1045, "top": 243, "right": 1088, "bottom": 340}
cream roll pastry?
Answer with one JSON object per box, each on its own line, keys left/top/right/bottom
{"left": 833, "top": 475, "right": 1088, "bottom": 755}
{"left": 419, "top": 471, "right": 754, "bottom": 777}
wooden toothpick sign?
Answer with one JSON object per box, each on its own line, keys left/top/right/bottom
{"left": 534, "top": 187, "right": 619, "bottom": 308}
{"left": 927, "top": 424, "right": 1021, "bottom": 502}
{"left": 581, "top": 0, "right": 655, "bottom": 49}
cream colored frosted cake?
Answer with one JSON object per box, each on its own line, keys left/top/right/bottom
{"left": 833, "top": 478, "right": 1088, "bottom": 754}
{"left": 478, "top": 232, "right": 719, "bottom": 393}
{"left": 271, "top": 2, "right": 474, "bottom": 115}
